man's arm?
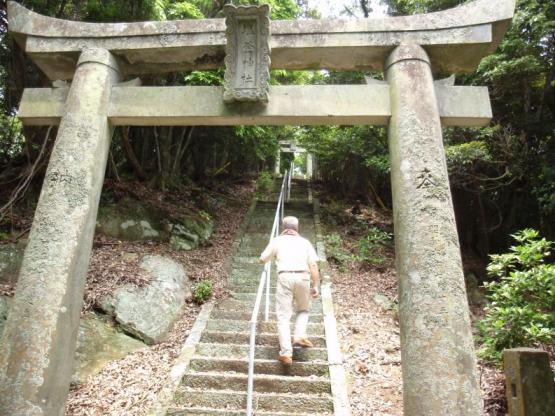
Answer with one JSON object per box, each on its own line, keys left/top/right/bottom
{"left": 307, "top": 240, "right": 320, "bottom": 298}
{"left": 309, "top": 262, "right": 319, "bottom": 298}
{"left": 258, "top": 240, "right": 275, "bottom": 264}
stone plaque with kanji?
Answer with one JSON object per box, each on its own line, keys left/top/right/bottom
{"left": 223, "top": 4, "right": 271, "bottom": 103}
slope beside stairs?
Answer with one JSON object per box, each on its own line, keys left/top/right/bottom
{"left": 156, "top": 179, "right": 350, "bottom": 415}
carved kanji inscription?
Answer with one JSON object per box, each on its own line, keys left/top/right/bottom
{"left": 223, "top": 4, "right": 270, "bottom": 103}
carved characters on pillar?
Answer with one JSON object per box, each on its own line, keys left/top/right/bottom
{"left": 223, "top": 4, "right": 271, "bottom": 103}
{"left": 415, "top": 163, "right": 449, "bottom": 201}
{"left": 417, "top": 167, "right": 436, "bottom": 189}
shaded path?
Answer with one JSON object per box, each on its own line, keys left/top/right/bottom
{"left": 163, "top": 179, "right": 348, "bottom": 415}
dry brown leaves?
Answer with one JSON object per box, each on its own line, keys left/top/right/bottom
{"left": 480, "top": 363, "right": 507, "bottom": 415}
{"left": 320, "top": 197, "right": 519, "bottom": 416}
{"left": 65, "top": 181, "right": 255, "bottom": 416}
{"left": 331, "top": 262, "right": 403, "bottom": 416}
{"left": 0, "top": 283, "right": 15, "bottom": 297}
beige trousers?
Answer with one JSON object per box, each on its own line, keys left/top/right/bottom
{"left": 275, "top": 272, "right": 311, "bottom": 357}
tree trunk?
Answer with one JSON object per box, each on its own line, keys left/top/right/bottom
{"left": 121, "top": 126, "right": 147, "bottom": 180}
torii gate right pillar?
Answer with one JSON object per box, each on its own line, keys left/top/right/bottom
{"left": 386, "top": 44, "right": 483, "bottom": 415}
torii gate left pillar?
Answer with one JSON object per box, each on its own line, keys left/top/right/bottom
{"left": 0, "top": 48, "right": 120, "bottom": 415}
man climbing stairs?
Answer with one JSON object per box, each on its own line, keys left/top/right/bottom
{"left": 165, "top": 179, "right": 349, "bottom": 415}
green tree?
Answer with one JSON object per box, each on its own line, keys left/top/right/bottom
{"left": 478, "top": 229, "right": 554, "bottom": 362}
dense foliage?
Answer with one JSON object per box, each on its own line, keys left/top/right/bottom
{"left": 478, "top": 229, "right": 554, "bottom": 362}
{"left": 299, "top": 0, "right": 555, "bottom": 265}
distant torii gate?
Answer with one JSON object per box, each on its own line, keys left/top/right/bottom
{"left": 1, "top": 1, "right": 515, "bottom": 415}
{"left": 276, "top": 142, "right": 313, "bottom": 179}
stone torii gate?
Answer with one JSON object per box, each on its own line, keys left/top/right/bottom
{"left": 276, "top": 141, "right": 313, "bottom": 178}
{"left": 1, "top": 1, "right": 515, "bottom": 415}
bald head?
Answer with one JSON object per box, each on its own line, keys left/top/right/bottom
{"left": 282, "top": 216, "right": 299, "bottom": 231}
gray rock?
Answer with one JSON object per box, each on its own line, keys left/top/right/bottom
{"left": 170, "top": 235, "right": 195, "bottom": 251}
{"left": 96, "top": 197, "right": 169, "bottom": 241}
{"left": 180, "top": 215, "right": 214, "bottom": 243}
{"left": 100, "top": 255, "right": 191, "bottom": 344}
{"left": 0, "top": 244, "right": 25, "bottom": 285}
{"left": 170, "top": 224, "right": 200, "bottom": 251}
{"left": 373, "top": 293, "right": 394, "bottom": 310}
{"left": 73, "top": 312, "right": 145, "bottom": 385}
{"left": 170, "top": 215, "right": 214, "bottom": 251}
{"left": 96, "top": 198, "right": 214, "bottom": 249}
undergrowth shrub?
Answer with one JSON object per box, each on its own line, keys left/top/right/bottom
{"left": 256, "top": 171, "right": 274, "bottom": 198}
{"left": 357, "top": 227, "right": 393, "bottom": 267}
{"left": 478, "top": 229, "right": 554, "bottom": 363}
{"left": 325, "top": 233, "right": 353, "bottom": 271}
{"left": 192, "top": 280, "right": 213, "bottom": 304}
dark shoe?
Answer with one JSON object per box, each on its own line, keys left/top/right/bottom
{"left": 292, "top": 338, "right": 313, "bottom": 348}
{"left": 278, "top": 355, "right": 292, "bottom": 366}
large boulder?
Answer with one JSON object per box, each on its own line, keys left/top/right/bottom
{"left": 96, "top": 197, "right": 169, "bottom": 241}
{"left": 169, "top": 213, "right": 213, "bottom": 251}
{"left": 72, "top": 312, "right": 145, "bottom": 385}
{"left": 99, "top": 255, "right": 191, "bottom": 344}
{"left": 0, "top": 243, "right": 25, "bottom": 285}
{"left": 96, "top": 197, "right": 214, "bottom": 250}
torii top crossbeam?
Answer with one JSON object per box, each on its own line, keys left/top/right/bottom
{"left": 9, "top": 0, "right": 515, "bottom": 80}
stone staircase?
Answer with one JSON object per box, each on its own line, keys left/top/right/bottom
{"left": 164, "top": 179, "right": 347, "bottom": 415}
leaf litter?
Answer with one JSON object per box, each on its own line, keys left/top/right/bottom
{"left": 319, "top": 197, "right": 531, "bottom": 416}
{"left": 65, "top": 181, "right": 255, "bottom": 416}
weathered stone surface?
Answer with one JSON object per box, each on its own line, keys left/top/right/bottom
{"left": 0, "top": 295, "right": 11, "bottom": 339}
{"left": 95, "top": 198, "right": 213, "bottom": 248}
{"left": 386, "top": 45, "right": 482, "bottom": 415}
{"left": 0, "top": 243, "right": 25, "bottom": 285}
{"left": 0, "top": 48, "right": 120, "bottom": 416}
{"left": 170, "top": 225, "right": 198, "bottom": 251}
{"left": 503, "top": 348, "right": 555, "bottom": 416}
{"left": 18, "top": 84, "right": 492, "bottom": 127}
{"left": 169, "top": 215, "right": 213, "bottom": 250}
{"left": 372, "top": 293, "right": 394, "bottom": 310}
{"left": 73, "top": 313, "right": 145, "bottom": 385}
{"left": 8, "top": 0, "right": 515, "bottom": 79}
{"left": 96, "top": 198, "right": 168, "bottom": 241}
{"left": 223, "top": 5, "right": 271, "bottom": 103}
{"left": 100, "top": 255, "right": 191, "bottom": 345}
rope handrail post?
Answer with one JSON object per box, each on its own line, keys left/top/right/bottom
{"left": 246, "top": 163, "right": 291, "bottom": 416}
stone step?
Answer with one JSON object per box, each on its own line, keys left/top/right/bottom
{"left": 210, "top": 309, "right": 324, "bottom": 323}
{"left": 229, "top": 293, "right": 321, "bottom": 304}
{"left": 200, "top": 331, "right": 326, "bottom": 347}
{"left": 205, "top": 319, "right": 325, "bottom": 335}
{"left": 256, "top": 200, "right": 312, "bottom": 210}
{"left": 216, "top": 300, "right": 322, "bottom": 313}
{"left": 189, "top": 357, "right": 329, "bottom": 377}
{"left": 172, "top": 388, "right": 334, "bottom": 413}
{"left": 195, "top": 343, "right": 327, "bottom": 362}
{"left": 181, "top": 371, "right": 331, "bottom": 395}
{"left": 231, "top": 256, "right": 259, "bottom": 265}
{"left": 227, "top": 284, "right": 277, "bottom": 293}
{"left": 167, "top": 407, "right": 331, "bottom": 416}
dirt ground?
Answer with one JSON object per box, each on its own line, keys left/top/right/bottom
{"left": 319, "top": 197, "right": 513, "bottom": 416}
{"left": 331, "top": 265, "right": 403, "bottom": 415}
